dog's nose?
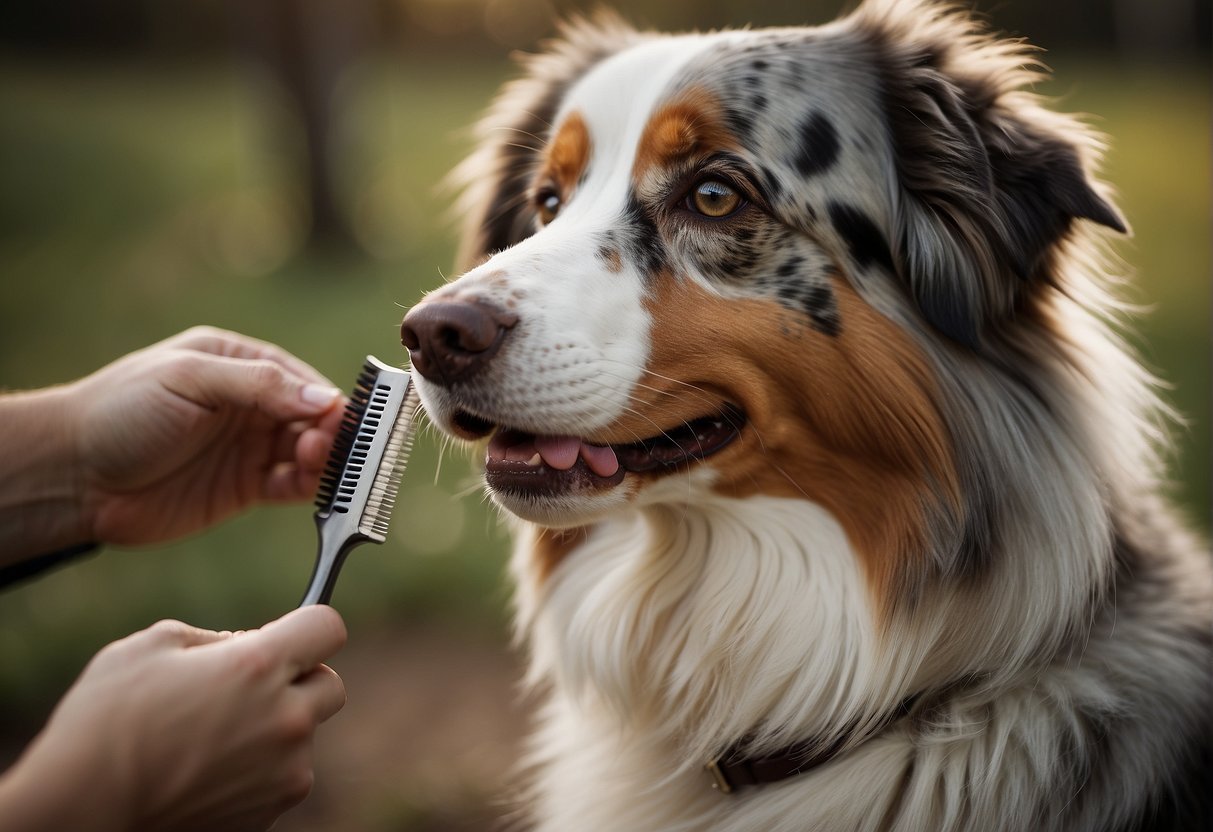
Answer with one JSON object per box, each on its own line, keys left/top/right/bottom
{"left": 401, "top": 299, "right": 518, "bottom": 385}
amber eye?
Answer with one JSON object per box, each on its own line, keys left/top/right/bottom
{"left": 536, "top": 189, "right": 562, "bottom": 225}
{"left": 688, "top": 179, "right": 743, "bottom": 218}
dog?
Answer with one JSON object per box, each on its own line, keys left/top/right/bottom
{"left": 399, "top": 1, "right": 1213, "bottom": 829}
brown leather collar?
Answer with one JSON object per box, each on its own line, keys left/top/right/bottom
{"left": 705, "top": 697, "right": 919, "bottom": 793}
{"left": 705, "top": 736, "right": 848, "bottom": 793}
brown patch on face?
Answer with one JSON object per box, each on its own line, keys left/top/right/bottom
{"left": 632, "top": 87, "right": 741, "bottom": 183}
{"left": 597, "top": 245, "right": 624, "bottom": 273}
{"left": 534, "top": 526, "right": 591, "bottom": 583}
{"left": 605, "top": 273, "right": 960, "bottom": 618}
{"left": 541, "top": 110, "right": 592, "bottom": 196}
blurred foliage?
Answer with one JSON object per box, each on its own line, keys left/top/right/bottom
{"left": 0, "top": 0, "right": 1209, "bottom": 764}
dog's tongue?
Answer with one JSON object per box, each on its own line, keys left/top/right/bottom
{"left": 579, "top": 442, "right": 620, "bottom": 477}
{"left": 492, "top": 432, "right": 620, "bottom": 477}
{"left": 535, "top": 435, "right": 620, "bottom": 477}
{"left": 534, "top": 435, "right": 580, "bottom": 470}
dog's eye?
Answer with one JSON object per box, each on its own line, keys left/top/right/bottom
{"left": 687, "top": 180, "right": 743, "bottom": 219}
{"left": 536, "top": 189, "right": 562, "bottom": 225}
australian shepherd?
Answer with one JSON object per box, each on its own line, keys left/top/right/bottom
{"left": 399, "top": 1, "right": 1212, "bottom": 829}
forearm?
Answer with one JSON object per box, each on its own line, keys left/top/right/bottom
{"left": 0, "top": 386, "right": 91, "bottom": 567}
{"left": 0, "top": 742, "right": 127, "bottom": 832}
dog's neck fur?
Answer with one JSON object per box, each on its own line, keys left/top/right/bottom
{"left": 508, "top": 468, "right": 1208, "bottom": 832}
{"left": 514, "top": 497, "right": 885, "bottom": 761}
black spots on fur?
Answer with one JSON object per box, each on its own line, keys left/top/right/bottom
{"left": 828, "top": 202, "right": 896, "bottom": 276}
{"left": 756, "top": 165, "right": 786, "bottom": 203}
{"left": 599, "top": 229, "right": 622, "bottom": 253}
{"left": 802, "top": 284, "right": 841, "bottom": 336}
{"left": 794, "top": 111, "right": 841, "bottom": 177}
{"left": 622, "top": 193, "right": 667, "bottom": 276}
{"left": 774, "top": 285, "right": 800, "bottom": 308}
{"left": 774, "top": 275, "right": 841, "bottom": 337}
{"left": 716, "top": 240, "right": 762, "bottom": 278}
{"left": 724, "top": 106, "right": 755, "bottom": 145}
{"left": 776, "top": 256, "right": 804, "bottom": 278}
{"left": 687, "top": 219, "right": 771, "bottom": 285}
{"left": 751, "top": 59, "right": 769, "bottom": 71}
{"left": 768, "top": 254, "right": 841, "bottom": 337}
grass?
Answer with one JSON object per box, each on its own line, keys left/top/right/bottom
{"left": 0, "top": 53, "right": 1208, "bottom": 716}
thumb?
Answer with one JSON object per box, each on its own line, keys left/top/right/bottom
{"left": 253, "top": 605, "right": 348, "bottom": 675}
{"left": 165, "top": 353, "right": 342, "bottom": 422}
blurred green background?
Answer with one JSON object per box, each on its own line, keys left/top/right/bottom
{"left": 1, "top": 1, "right": 1209, "bottom": 830}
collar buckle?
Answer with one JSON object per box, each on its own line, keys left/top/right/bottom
{"left": 705, "top": 758, "right": 734, "bottom": 794}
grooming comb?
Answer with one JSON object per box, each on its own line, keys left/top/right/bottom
{"left": 299, "top": 356, "right": 421, "bottom": 607}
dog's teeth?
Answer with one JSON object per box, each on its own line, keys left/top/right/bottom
{"left": 526, "top": 453, "right": 542, "bottom": 467}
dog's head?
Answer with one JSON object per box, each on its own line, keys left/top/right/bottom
{"left": 402, "top": 0, "right": 1125, "bottom": 597}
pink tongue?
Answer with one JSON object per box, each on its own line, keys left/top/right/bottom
{"left": 534, "top": 435, "right": 621, "bottom": 478}
{"left": 534, "top": 435, "right": 580, "bottom": 470}
{"left": 580, "top": 442, "right": 620, "bottom": 477}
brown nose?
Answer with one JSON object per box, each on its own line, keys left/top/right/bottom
{"left": 401, "top": 299, "right": 518, "bottom": 385}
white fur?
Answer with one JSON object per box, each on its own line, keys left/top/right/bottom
{"left": 512, "top": 495, "right": 879, "bottom": 830}
{"left": 414, "top": 37, "right": 721, "bottom": 442}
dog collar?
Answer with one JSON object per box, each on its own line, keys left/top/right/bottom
{"left": 705, "top": 696, "right": 920, "bottom": 793}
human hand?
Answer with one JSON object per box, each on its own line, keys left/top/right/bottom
{"left": 0, "top": 606, "right": 347, "bottom": 832}
{"left": 66, "top": 326, "right": 345, "bottom": 546}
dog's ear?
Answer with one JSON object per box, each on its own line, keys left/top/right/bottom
{"left": 853, "top": 0, "right": 1126, "bottom": 348}
{"left": 450, "top": 13, "right": 640, "bottom": 272}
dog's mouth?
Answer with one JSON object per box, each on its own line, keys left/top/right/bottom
{"left": 451, "top": 406, "right": 746, "bottom": 498}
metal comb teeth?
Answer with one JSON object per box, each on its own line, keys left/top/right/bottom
{"left": 360, "top": 381, "right": 421, "bottom": 540}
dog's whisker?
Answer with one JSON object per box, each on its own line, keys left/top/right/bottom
{"left": 590, "top": 366, "right": 729, "bottom": 423}
{"left": 453, "top": 479, "right": 487, "bottom": 501}
{"left": 575, "top": 386, "right": 694, "bottom": 451}
{"left": 479, "top": 189, "right": 536, "bottom": 228}
{"left": 486, "top": 124, "right": 549, "bottom": 143}
{"left": 513, "top": 108, "right": 554, "bottom": 131}
{"left": 598, "top": 359, "right": 721, "bottom": 401}
{"left": 499, "top": 141, "right": 547, "bottom": 155}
